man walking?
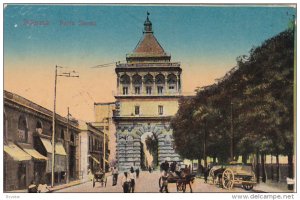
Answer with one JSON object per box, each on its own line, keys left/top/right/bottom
{"left": 129, "top": 167, "right": 136, "bottom": 193}
{"left": 112, "top": 166, "right": 119, "bottom": 186}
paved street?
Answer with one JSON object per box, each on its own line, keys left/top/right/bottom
{"left": 55, "top": 171, "right": 248, "bottom": 193}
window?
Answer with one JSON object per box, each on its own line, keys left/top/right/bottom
{"left": 105, "top": 126, "right": 109, "bottom": 130}
{"left": 135, "top": 106, "right": 140, "bottom": 115}
{"left": 71, "top": 133, "right": 75, "bottom": 143}
{"left": 36, "top": 121, "right": 43, "bottom": 134}
{"left": 135, "top": 86, "right": 140, "bottom": 94}
{"left": 89, "top": 136, "right": 92, "bottom": 151}
{"left": 169, "top": 86, "right": 175, "bottom": 90}
{"left": 158, "top": 105, "right": 164, "bottom": 115}
{"left": 146, "top": 86, "right": 152, "bottom": 94}
{"left": 18, "top": 115, "right": 28, "bottom": 143}
{"left": 157, "top": 86, "right": 164, "bottom": 94}
{"left": 60, "top": 129, "right": 65, "bottom": 140}
{"left": 123, "top": 87, "right": 128, "bottom": 95}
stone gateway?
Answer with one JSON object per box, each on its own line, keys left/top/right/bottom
{"left": 113, "top": 13, "right": 183, "bottom": 171}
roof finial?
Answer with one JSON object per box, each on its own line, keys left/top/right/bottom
{"left": 144, "top": 12, "right": 152, "bottom": 33}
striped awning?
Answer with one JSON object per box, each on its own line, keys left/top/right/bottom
{"left": 88, "top": 155, "right": 100, "bottom": 164}
{"left": 40, "top": 138, "right": 66, "bottom": 156}
{"left": 18, "top": 143, "right": 48, "bottom": 161}
{"left": 4, "top": 142, "right": 31, "bottom": 161}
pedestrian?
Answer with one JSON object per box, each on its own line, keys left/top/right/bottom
{"left": 121, "top": 172, "right": 131, "bottom": 193}
{"left": 159, "top": 170, "right": 169, "bottom": 193}
{"left": 170, "top": 162, "right": 175, "bottom": 172}
{"left": 161, "top": 160, "right": 169, "bottom": 172}
{"left": 112, "top": 166, "right": 119, "bottom": 186}
{"left": 203, "top": 167, "right": 209, "bottom": 183}
{"left": 148, "top": 165, "right": 152, "bottom": 173}
{"left": 129, "top": 167, "right": 136, "bottom": 193}
{"left": 88, "top": 169, "right": 93, "bottom": 181}
{"left": 28, "top": 181, "right": 38, "bottom": 193}
{"left": 37, "top": 177, "right": 49, "bottom": 193}
{"left": 135, "top": 167, "right": 140, "bottom": 178}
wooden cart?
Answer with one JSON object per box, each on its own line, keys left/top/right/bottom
{"left": 208, "top": 163, "right": 256, "bottom": 190}
{"left": 93, "top": 172, "right": 107, "bottom": 187}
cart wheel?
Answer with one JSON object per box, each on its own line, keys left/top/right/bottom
{"left": 222, "top": 169, "right": 234, "bottom": 189}
{"left": 243, "top": 184, "right": 253, "bottom": 191}
{"left": 208, "top": 168, "right": 215, "bottom": 185}
{"left": 93, "top": 179, "right": 95, "bottom": 188}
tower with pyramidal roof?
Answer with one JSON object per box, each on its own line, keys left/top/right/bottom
{"left": 113, "top": 13, "right": 182, "bottom": 170}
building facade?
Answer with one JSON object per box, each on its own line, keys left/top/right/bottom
{"left": 3, "top": 90, "right": 80, "bottom": 191}
{"left": 113, "top": 14, "right": 182, "bottom": 170}
{"left": 78, "top": 121, "right": 104, "bottom": 180}
{"left": 93, "top": 102, "right": 116, "bottom": 166}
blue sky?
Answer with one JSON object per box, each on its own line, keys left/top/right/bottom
{"left": 4, "top": 5, "right": 295, "bottom": 66}
{"left": 3, "top": 4, "right": 296, "bottom": 121}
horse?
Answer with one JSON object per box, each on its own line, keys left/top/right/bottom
{"left": 159, "top": 169, "right": 196, "bottom": 193}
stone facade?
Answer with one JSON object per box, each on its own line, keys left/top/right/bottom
{"left": 93, "top": 102, "right": 116, "bottom": 166}
{"left": 113, "top": 14, "right": 182, "bottom": 171}
{"left": 3, "top": 90, "right": 80, "bottom": 191}
{"left": 78, "top": 121, "right": 104, "bottom": 180}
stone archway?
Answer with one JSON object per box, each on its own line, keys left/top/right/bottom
{"left": 116, "top": 122, "right": 181, "bottom": 171}
{"left": 136, "top": 124, "right": 163, "bottom": 169}
{"left": 140, "top": 132, "right": 158, "bottom": 168}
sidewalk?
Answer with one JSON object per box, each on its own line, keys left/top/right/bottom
{"left": 9, "top": 172, "right": 112, "bottom": 193}
{"left": 8, "top": 179, "right": 89, "bottom": 193}
{"left": 252, "top": 181, "right": 294, "bottom": 193}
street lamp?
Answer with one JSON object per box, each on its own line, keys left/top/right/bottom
{"left": 51, "top": 65, "right": 79, "bottom": 187}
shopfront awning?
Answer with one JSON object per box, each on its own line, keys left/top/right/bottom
{"left": 40, "top": 138, "right": 52, "bottom": 153}
{"left": 18, "top": 143, "right": 48, "bottom": 161}
{"left": 88, "top": 155, "right": 100, "bottom": 164}
{"left": 40, "top": 138, "right": 66, "bottom": 156}
{"left": 4, "top": 142, "right": 31, "bottom": 161}
{"left": 40, "top": 138, "right": 67, "bottom": 172}
{"left": 55, "top": 142, "right": 67, "bottom": 156}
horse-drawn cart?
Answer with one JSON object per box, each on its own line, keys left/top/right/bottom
{"left": 93, "top": 171, "right": 107, "bottom": 187}
{"left": 208, "top": 163, "right": 256, "bottom": 190}
{"left": 159, "top": 170, "right": 196, "bottom": 192}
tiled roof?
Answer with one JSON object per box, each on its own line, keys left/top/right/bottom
{"left": 133, "top": 32, "right": 167, "bottom": 55}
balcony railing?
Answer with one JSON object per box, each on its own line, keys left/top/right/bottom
{"left": 116, "top": 62, "right": 181, "bottom": 68}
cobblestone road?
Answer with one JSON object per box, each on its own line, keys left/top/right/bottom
{"left": 55, "top": 171, "right": 248, "bottom": 193}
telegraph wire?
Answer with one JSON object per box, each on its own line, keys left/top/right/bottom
{"left": 90, "top": 60, "right": 126, "bottom": 68}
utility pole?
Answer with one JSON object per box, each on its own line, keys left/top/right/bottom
{"left": 51, "top": 66, "right": 58, "bottom": 188}
{"left": 103, "top": 130, "right": 106, "bottom": 172}
{"left": 230, "top": 101, "right": 234, "bottom": 161}
{"left": 66, "top": 107, "right": 70, "bottom": 183}
{"left": 51, "top": 66, "right": 79, "bottom": 187}
{"left": 204, "top": 119, "right": 207, "bottom": 168}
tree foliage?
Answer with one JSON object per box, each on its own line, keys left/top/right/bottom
{"left": 171, "top": 28, "right": 295, "bottom": 167}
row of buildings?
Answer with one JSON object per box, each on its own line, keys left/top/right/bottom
{"left": 3, "top": 90, "right": 111, "bottom": 191}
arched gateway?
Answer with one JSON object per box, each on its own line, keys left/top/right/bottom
{"left": 113, "top": 13, "right": 182, "bottom": 171}
{"left": 115, "top": 123, "right": 181, "bottom": 171}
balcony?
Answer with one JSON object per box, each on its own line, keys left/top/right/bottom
{"left": 116, "top": 62, "right": 181, "bottom": 68}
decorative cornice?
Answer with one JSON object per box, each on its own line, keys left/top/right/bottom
{"left": 115, "top": 95, "right": 182, "bottom": 99}
{"left": 113, "top": 116, "right": 172, "bottom": 122}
